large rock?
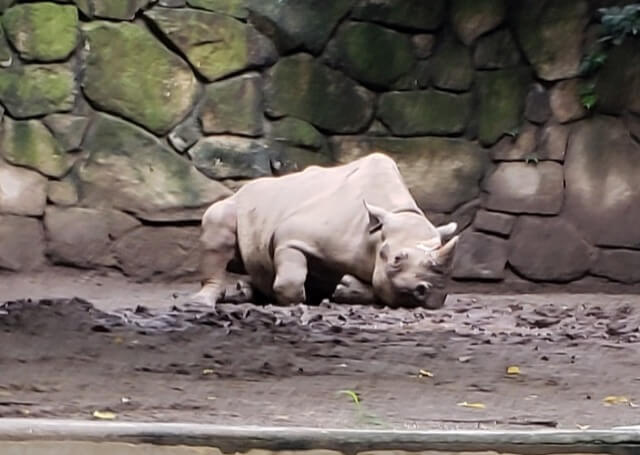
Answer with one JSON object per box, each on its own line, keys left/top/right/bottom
{"left": 265, "top": 54, "right": 374, "bottom": 133}
{"left": 188, "top": 136, "right": 272, "bottom": 179}
{"left": 594, "top": 39, "right": 640, "bottom": 115}
{"left": 549, "top": 79, "right": 587, "bottom": 123}
{"left": 1, "top": 118, "right": 72, "bottom": 178}
{"left": 509, "top": 217, "right": 594, "bottom": 282}
{"left": 332, "top": 137, "right": 489, "bottom": 212}
{"left": 451, "top": 0, "right": 505, "bottom": 45}
{"left": 592, "top": 249, "right": 640, "bottom": 284}
{"left": 91, "top": 0, "right": 150, "bottom": 20}
{"left": 42, "top": 114, "right": 90, "bottom": 151}
{"left": 0, "top": 215, "right": 45, "bottom": 271}
{"left": 378, "top": 90, "right": 471, "bottom": 136}
{"left": 2, "top": 3, "right": 78, "bottom": 62}
{"left": 198, "top": 73, "right": 263, "bottom": 136}
{"left": 477, "top": 67, "right": 531, "bottom": 145}
{"left": 75, "top": 113, "right": 232, "bottom": 222}
{"left": 537, "top": 123, "right": 568, "bottom": 161}
{"left": 0, "top": 64, "right": 75, "bottom": 118}
{"left": 451, "top": 232, "right": 508, "bottom": 280}
{"left": 270, "top": 117, "right": 325, "bottom": 150}
{"left": 512, "top": 0, "right": 589, "bottom": 81}
{"left": 82, "top": 21, "right": 198, "bottom": 135}
{"left": 565, "top": 116, "right": 640, "bottom": 247}
{"left": 484, "top": 162, "right": 563, "bottom": 214}
{"left": 47, "top": 180, "right": 78, "bottom": 206}
{"left": 248, "top": 0, "right": 354, "bottom": 53}
{"left": 270, "top": 143, "right": 332, "bottom": 175}
{"left": 0, "top": 162, "right": 47, "bottom": 216}
{"left": 44, "top": 207, "right": 140, "bottom": 268}
{"left": 473, "top": 210, "right": 515, "bottom": 236}
{"left": 473, "top": 29, "right": 520, "bottom": 70}
{"left": 330, "top": 22, "right": 414, "bottom": 87}
{"left": 352, "top": 0, "right": 444, "bottom": 31}
{"left": 490, "top": 123, "right": 537, "bottom": 161}
{"left": 429, "top": 38, "right": 474, "bottom": 91}
{"left": 186, "top": 0, "right": 247, "bottom": 18}
{"left": 114, "top": 226, "right": 201, "bottom": 280}
{"left": 145, "top": 8, "right": 275, "bottom": 82}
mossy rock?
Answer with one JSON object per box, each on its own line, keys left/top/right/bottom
{"left": 198, "top": 73, "right": 263, "bottom": 136}
{"left": 265, "top": 54, "right": 374, "bottom": 134}
{"left": 392, "top": 61, "right": 431, "bottom": 91}
{"left": 76, "top": 113, "right": 231, "bottom": 221}
{"left": 42, "top": 114, "right": 90, "bottom": 151}
{"left": 331, "top": 22, "right": 414, "bottom": 88}
{"left": 595, "top": 38, "right": 640, "bottom": 115}
{"left": 450, "top": 0, "right": 505, "bottom": 45}
{"left": 352, "top": 0, "right": 445, "bottom": 31}
{"left": 91, "top": 0, "right": 150, "bottom": 20}
{"left": 2, "top": 3, "right": 78, "bottom": 62}
{"left": 0, "top": 64, "right": 75, "bottom": 118}
{"left": 188, "top": 136, "right": 272, "bottom": 179}
{"left": 477, "top": 67, "right": 532, "bottom": 145}
{"left": 378, "top": 90, "right": 472, "bottom": 136}
{"left": 512, "top": 0, "right": 589, "bottom": 81}
{"left": 186, "top": 0, "right": 247, "bottom": 18}
{"left": 145, "top": 7, "right": 276, "bottom": 82}
{"left": 82, "top": 21, "right": 198, "bottom": 135}
{"left": 1, "top": 117, "right": 72, "bottom": 178}
{"left": 270, "top": 117, "right": 324, "bottom": 149}
{"left": 430, "top": 38, "right": 474, "bottom": 91}
{"left": 473, "top": 29, "right": 521, "bottom": 69}
{"left": 247, "top": 0, "right": 354, "bottom": 53}
{"left": 0, "top": 0, "right": 14, "bottom": 12}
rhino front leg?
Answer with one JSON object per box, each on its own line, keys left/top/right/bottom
{"left": 332, "top": 274, "right": 376, "bottom": 305}
{"left": 272, "top": 247, "right": 307, "bottom": 305}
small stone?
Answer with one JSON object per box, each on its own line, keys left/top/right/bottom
{"left": 0, "top": 64, "right": 76, "bottom": 118}
{"left": 47, "top": 180, "right": 78, "bottom": 206}
{"left": 1, "top": 117, "right": 72, "bottom": 178}
{"left": 491, "top": 123, "right": 538, "bottom": 161}
{"left": 91, "top": 0, "right": 150, "bottom": 20}
{"left": 168, "top": 116, "right": 201, "bottom": 153}
{"left": 378, "top": 90, "right": 472, "bottom": 136}
{"left": 411, "top": 34, "right": 434, "bottom": 59}
{"left": 524, "top": 83, "right": 551, "bottom": 124}
{"left": 509, "top": 217, "right": 594, "bottom": 282}
{"left": 0, "top": 162, "right": 47, "bottom": 216}
{"left": 429, "top": 38, "right": 474, "bottom": 91}
{"left": 114, "top": 227, "right": 201, "bottom": 279}
{"left": 473, "top": 29, "right": 520, "bottom": 70}
{"left": 592, "top": 249, "right": 640, "bottom": 284}
{"left": 450, "top": 0, "right": 505, "bottom": 45}
{"left": 186, "top": 0, "right": 247, "bottom": 18}
{"left": 352, "top": 0, "right": 445, "bottom": 31}
{"left": 473, "top": 210, "right": 515, "bottom": 236}
{"left": 451, "top": 232, "right": 507, "bottom": 280}
{"left": 549, "top": 79, "right": 587, "bottom": 123}
{"left": 42, "top": 114, "right": 89, "bottom": 151}
{"left": 188, "top": 136, "right": 272, "bottom": 179}
{"left": 44, "top": 206, "right": 141, "bottom": 268}
{"left": 199, "top": 73, "right": 263, "bottom": 136}
{"left": 331, "top": 22, "right": 415, "bottom": 88}
{"left": 2, "top": 3, "right": 78, "bottom": 62}
{"left": 270, "top": 117, "right": 325, "bottom": 149}
{"left": 0, "top": 215, "right": 45, "bottom": 271}
{"left": 366, "top": 119, "right": 390, "bottom": 136}
{"left": 484, "top": 161, "right": 563, "bottom": 214}
{"left": 537, "top": 123, "right": 568, "bottom": 161}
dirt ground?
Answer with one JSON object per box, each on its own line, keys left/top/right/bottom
{"left": 1, "top": 268, "right": 639, "bottom": 431}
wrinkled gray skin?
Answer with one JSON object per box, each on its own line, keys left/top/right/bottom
{"left": 190, "top": 153, "right": 459, "bottom": 310}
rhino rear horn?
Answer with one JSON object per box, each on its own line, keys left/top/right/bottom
{"left": 436, "top": 222, "right": 458, "bottom": 239}
{"left": 363, "top": 201, "right": 389, "bottom": 234}
{"left": 435, "top": 235, "right": 459, "bottom": 264}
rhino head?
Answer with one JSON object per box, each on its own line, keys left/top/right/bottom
{"left": 365, "top": 202, "right": 459, "bottom": 309}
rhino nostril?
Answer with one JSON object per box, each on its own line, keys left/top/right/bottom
{"left": 415, "top": 283, "right": 429, "bottom": 297}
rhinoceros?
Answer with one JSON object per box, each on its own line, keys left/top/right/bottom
{"left": 190, "top": 153, "right": 459, "bottom": 310}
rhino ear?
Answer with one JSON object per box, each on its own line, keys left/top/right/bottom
{"left": 364, "top": 201, "right": 389, "bottom": 234}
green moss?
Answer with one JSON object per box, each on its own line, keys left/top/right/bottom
{"left": 1, "top": 118, "right": 71, "bottom": 178}
{"left": 0, "top": 64, "right": 75, "bottom": 118}
{"left": 82, "top": 21, "right": 198, "bottom": 135}
{"left": 186, "top": 0, "right": 247, "bottom": 18}
{"left": 2, "top": 3, "right": 78, "bottom": 61}
{"left": 332, "top": 22, "right": 414, "bottom": 87}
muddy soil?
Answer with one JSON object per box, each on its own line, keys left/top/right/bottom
{"left": 0, "top": 270, "right": 639, "bottom": 430}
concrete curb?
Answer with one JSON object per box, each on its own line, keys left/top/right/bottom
{"left": 0, "top": 419, "right": 639, "bottom": 454}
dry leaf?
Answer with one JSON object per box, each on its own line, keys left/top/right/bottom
{"left": 92, "top": 410, "right": 117, "bottom": 420}
{"left": 207, "top": 396, "right": 216, "bottom": 401}
{"left": 202, "top": 369, "right": 214, "bottom": 375}
{"left": 506, "top": 366, "right": 521, "bottom": 375}
{"left": 457, "top": 401, "right": 486, "bottom": 409}
{"left": 418, "top": 369, "right": 434, "bottom": 378}
{"left": 629, "top": 401, "right": 638, "bottom": 408}
{"left": 603, "top": 395, "right": 629, "bottom": 405}
{"left": 458, "top": 356, "right": 472, "bottom": 363}
{"left": 120, "top": 397, "right": 131, "bottom": 404}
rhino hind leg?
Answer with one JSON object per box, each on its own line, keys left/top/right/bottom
{"left": 332, "top": 274, "right": 376, "bottom": 305}
{"left": 272, "top": 247, "right": 308, "bottom": 305}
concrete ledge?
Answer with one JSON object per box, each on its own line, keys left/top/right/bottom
{"left": 0, "top": 419, "right": 639, "bottom": 454}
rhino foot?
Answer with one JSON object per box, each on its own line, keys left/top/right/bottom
{"left": 332, "top": 274, "right": 376, "bottom": 305}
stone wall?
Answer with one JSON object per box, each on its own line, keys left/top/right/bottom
{"left": 0, "top": 0, "right": 639, "bottom": 287}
